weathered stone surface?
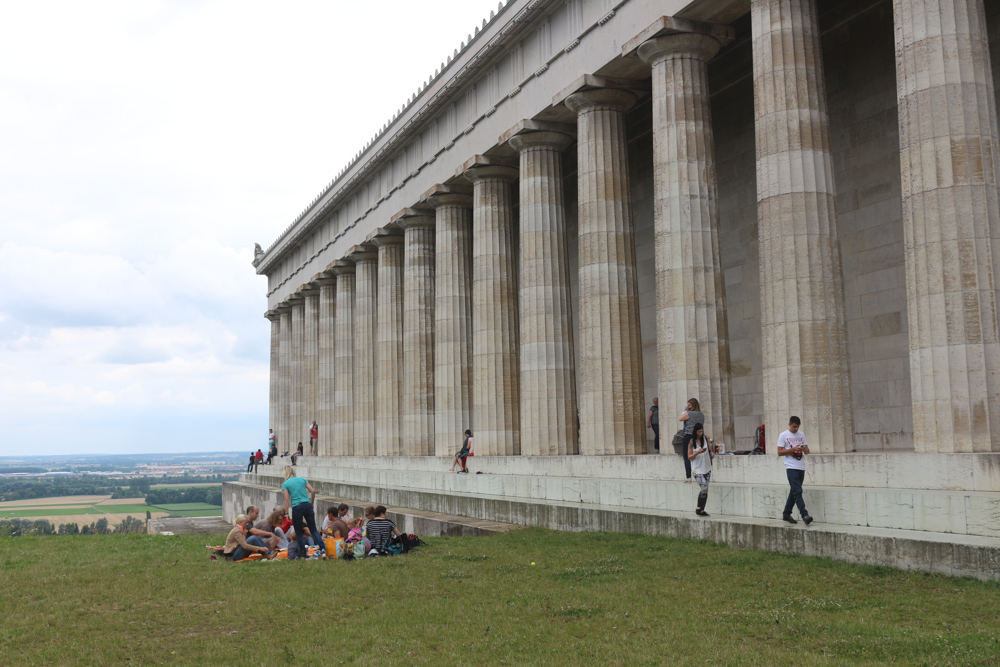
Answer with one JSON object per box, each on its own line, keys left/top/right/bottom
{"left": 427, "top": 191, "right": 474, "bottom": 456}
{"left": 465, "top": 160, "right": 521, "bottom": 456}
{"left": 289, "top": 297, "right": 305, "bottom": 449}
{"left": 565, "top": 88, "right": 646, "bottom": 455}
{"left": 316, "top": 277, "right": 336, "bottom": 456}
{"left": 508, "top": 130, "right": 579, "bottom": 455}
{"left": 277, "top": 306, "right": 291, "bottom": 453}
{"left": 349, "top": 246, "right": 378, "bottom": 456}
{"left": 266, "top": 312, "right": 280, "bottom": 444}
{"left": 373, "top": 231, "right": 405, "bottom": 457}
{"left": 301, "top": 288, "right": 320, "bottom": 448}
{"left": 639, "top": 31, "right": 735, "bottom": 447}
{"left": 331, "top": 263, "right": 355, "bottom": 455}
{"left": 398, "top": 214, "right": 436, "bottom": 456}
{"left": 893, "top": 0, "right": 1000, "bottom": 453}
{"left": 752, "top": 0, "right": 854, "bottom": 452}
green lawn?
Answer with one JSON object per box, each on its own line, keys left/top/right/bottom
{"left": 0, "top": 528, "right": 997, "bottom": 665}
{"left": 152, "top": 503, "right": 221, "bottom": 511}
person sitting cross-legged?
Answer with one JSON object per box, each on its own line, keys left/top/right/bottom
{"left": 366, "top": 505, "right": 402, "bottom": 555}
{"left": 224, "top": 515, "right": 274, "bottom": 561}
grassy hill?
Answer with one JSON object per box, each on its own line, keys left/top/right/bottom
{"left": 0, "top": 528, "right": 998, "bottom": 664}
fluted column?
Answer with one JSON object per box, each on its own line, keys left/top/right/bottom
{"left": 752, "top": 0, "right": 854, "bottom": 452}
{"left": 565, "top": 89, "right": 646, "bottom": 455}
{"left": 508, "top": 131, "right": 579, "bottom": 455}
{"left": 302, "top": 288, "right": 320, "bottom": 451}
{"left": 266, "top": 311, "right": 280, "bottom": 443}
{"left": 289, "top": 296, "right": 305, "bottom": 451}
{"left": 350, "top": 246, "right": 378, "bottom": 456}
{"left": 639, "top": 32, "right": 735, "bottom": 448}
{"left": 316, "top": 276, "right": 336, "bottom": 456}
{"left": 427, "top": 191, "right": 475, "bottom": 455}
{"left": 373, "top": 231, "right": 405, "bottom": 457}
{"left": 277, "top": 306, "right": 291, "bottom": 454}
{"left": 331, "top": 262, "right": 356, "bottom": 455}
{"left": 398, "top": 214, "right": 437, "bottom": 456}
{"left": 894, "top": 0, "right": 1000, "bottom": 453}
{"left": 465, "top": 160, "right": 521, "bottom": 456}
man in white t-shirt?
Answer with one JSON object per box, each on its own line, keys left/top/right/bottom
{"left": 777, "top": 416, "right": 813, "bottom": 525}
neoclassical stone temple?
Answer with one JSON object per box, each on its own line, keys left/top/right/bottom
{"left": 232, "top": 0, "right": 1000, "bottom": 578}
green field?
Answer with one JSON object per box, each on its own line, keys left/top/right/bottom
{"left": 153, "top": 503, "right": 221, "bottom": 511}
{"left": 0, "top": 528, "right": 997, "bottom": 664}
{"left": 149, "top": 483, "right": 221, "bottom": 490}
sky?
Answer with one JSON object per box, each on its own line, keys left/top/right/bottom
{"left": 0, "top": 0, "right": 507, "bottom": 455}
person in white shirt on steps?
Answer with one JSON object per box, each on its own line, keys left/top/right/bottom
{"left": 777, "top": 416, "right": 813, "bottom": 525}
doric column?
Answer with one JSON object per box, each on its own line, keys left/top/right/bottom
{"left": 302, "top": 287, "right": 320, "bottom": 451}
{"left": 397, "top": 212, "right": 437, "bottom": 456}
{"left": 349, "top": 245, "right": 378, "bottom": 456}
{"left": 331, "top": 262, "right": 356, "bottom": 455}
{"left": 564, "top": 88, "right": 646, "bottom": 455}
{"left": 316, "top": 275, "right": 336, "bottom": 456}
{"left": 507, "top": 129, "right": 579, "bottom": 455}
{"left": 289, "top": 296, "right": 305, "bottom": 450}
{"left": 266, "top": 311, "right": 280, "bottom": 444}
{"left": 894, "top": 0, "right": 1000, "bottom": 453}
{"left": 464, "top": 157, "right": 521, "bottom": 456}
{"left": 426, "top": 188, "right": 475, "bottom": 455}
{"left": 638, "top": 30, "right": 735, "bottom": 448}
{"left": 372, "top": 230, "right": 405, "bottom": 457}
{"left": 277, "top": 306, "right": 291, "bottom": 454}
{"left": 752, "top": 0, "right": 854, "bottom": 452}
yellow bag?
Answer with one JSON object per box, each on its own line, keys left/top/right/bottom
{"left": 325, "top": 537, "right": 343, "bottom": 559}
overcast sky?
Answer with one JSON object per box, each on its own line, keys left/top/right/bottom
{"left": 0, "top": 0, "right": 506, "bottom": 455}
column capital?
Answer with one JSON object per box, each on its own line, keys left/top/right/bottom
{"left": 275, "top": 304, "right": 292, "bottom": 314}
{"left": 459, "top": 155, "right": 518, "bottom": 184}
{"left": 395, "top": 213, "right": 436, "bottom": 230}
{"left": 326, "top": 259, "right": 355, "bottom": 276}
{"left": 499, "top": 119, "right": 576, "bottom": 146}
{"left": 637, "top": 32, "right": 723, "bottom": 65}
{"left": 265, "top": 310, "right": 281, "bottom": 321}
{"left": 553, "top": 74, "right": 648, "bottom": 110}
{"left": 422, "top": 184, "right": 473, "bottom": 209}
{"left": 369, "top": 227, "right": 404, "bottom": 247}
{"left": 508, "top": 130, "right": 575, "bottom": 153}
{"left": 623, "top": 16, "right": 734, "bottom": 59}
{"left": 390, "top": 207, "right": 436, "bottom": 229}
{"left": 564, "top": 88, "right": 637, "bottom": 115}
{"left": 346, "top": 243, "right": 378, "bottom": 263}
{"left": 312, "top": 275, "right": 336, "bottom": 287}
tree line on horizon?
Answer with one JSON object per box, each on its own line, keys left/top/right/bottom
{"left": 0, "top": 516, "right": 147, "bottom": 537}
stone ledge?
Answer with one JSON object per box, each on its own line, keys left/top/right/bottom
{"left": 263, "top": 452, "right": 1000, "bottom": 492}
{"left": 241, "top": 463, "right": 1000, "bottom": 539}
{"left": 223, "top": 479, "right": 1000, "bottom": 581}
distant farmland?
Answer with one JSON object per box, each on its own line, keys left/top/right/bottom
{"left": 0, "top": 487, "right": 223, "bottom": 525}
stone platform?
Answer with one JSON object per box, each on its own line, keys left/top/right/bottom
{"left": 224, "top": 453, "right": 1000, "bottom": 580}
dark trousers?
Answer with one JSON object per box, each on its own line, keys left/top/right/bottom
{"left": 291, "top": 502, "right": 321, "bottom": 559}
{"left": 246, "top": 461, "right": 254, "bottom": 472}
{"left": 783, "top": 469, "right": 808, "bottom": 518}
{"left": 652, "top": 424, "right": 659, "bottom": 451}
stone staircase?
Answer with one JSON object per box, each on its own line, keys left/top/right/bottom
{"left": 226, "top": 452, "right": 1000, "bottom": 580}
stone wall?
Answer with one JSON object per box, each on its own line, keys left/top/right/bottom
{"left": 823, "top": 0, "right": 911, "bottom": 450}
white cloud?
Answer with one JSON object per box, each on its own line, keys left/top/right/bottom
{"left": 0, "top": 0, "right": 508, "bottom": 454}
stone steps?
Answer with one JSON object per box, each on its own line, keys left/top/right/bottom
{"left": 224, "top": 476, "right": 1000, "bottom": 580}
{"left": 243, "top": 462, "right": 1000, "bottom": 539}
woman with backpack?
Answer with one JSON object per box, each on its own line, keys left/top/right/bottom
{"left": 687, "top": 423, "right": 714, "bottom": 517}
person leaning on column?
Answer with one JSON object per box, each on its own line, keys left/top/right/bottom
{"left": 309, "top": 420, "right": 318, "bottom": 456}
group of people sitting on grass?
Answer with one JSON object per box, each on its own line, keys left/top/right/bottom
{"left": 223, "top": 467, "right": 404, "bottom": 561}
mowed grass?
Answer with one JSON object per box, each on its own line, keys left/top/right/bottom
{"left": 153, "top": 503, "right": 221, "bottom": 511}
{"left": 0, "top": 528, "right": 998, "bottom": 665}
